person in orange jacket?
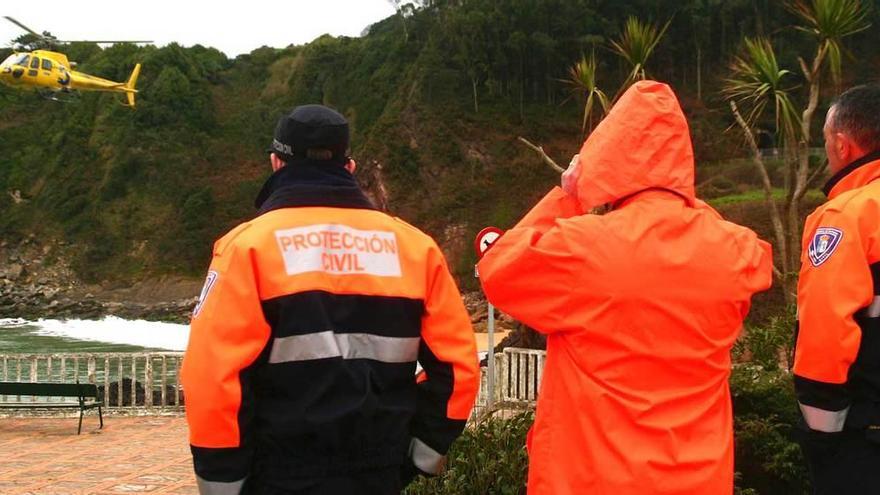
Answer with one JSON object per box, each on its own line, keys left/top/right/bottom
{"left": 793, "top": 84, "right": 880, "bottom": 494}
{"left": 477, "top": 81, "right": 773, "bottom": 495}
{"left": 182, "top": 105, "right": 479, "bottom": 495}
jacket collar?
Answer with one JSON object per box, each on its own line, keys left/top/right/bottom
{"left": 612, "top": 187, "right": 690, "bottom": 210}
{"left": 823, "top": 150, "right": 880, "bottom": 199}
{"left": 254, "top": 160, "right": 376, "bottom": 215}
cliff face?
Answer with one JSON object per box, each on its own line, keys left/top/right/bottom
{"left": 0, "top": 10, "right": 589, "bottom": 290}
{"left": 2, "top": 1, "right": 869, "bottom": 304}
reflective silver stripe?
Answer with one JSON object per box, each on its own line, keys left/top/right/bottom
{"left": 268, "top": 331, "right": 420, "bottom": 364}
{"left": 799, "top": 403, "right": 850, "bottom": 433}
{"left": 196, "top": 476, "right": 245, "bottom": 495}
{"left": 867, "top": 296, "right": 880, "bottom": 318}
{"left": 409, "top": 437, "right": 446, "bottom": 475}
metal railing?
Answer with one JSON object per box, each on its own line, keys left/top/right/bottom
{"left": 0, "top": 353, "right": 185, "bottom": 410}
{"left": 0, "top": 347, "right": 549, "bottom": 416}
{"left": 473, "top": 347, "right": 546, "bottom": 419}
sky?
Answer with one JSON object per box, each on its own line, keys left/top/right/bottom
{"left": 1, "top": 0, "right": 397, "bottom": 57}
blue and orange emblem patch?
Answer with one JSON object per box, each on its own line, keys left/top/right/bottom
{"left": 808, "top": 227, "right": 844, "bottom": 267}
{"left": 192, "top": 270, "right": 218, "bottom": 317}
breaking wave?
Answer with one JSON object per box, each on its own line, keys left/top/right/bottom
{"left": 0, "top": 316, "right": 189, "bottom": 351}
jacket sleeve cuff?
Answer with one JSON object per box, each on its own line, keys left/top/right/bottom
{"left": 798, "top": 403, "right": 850, "bottom": 433}
{"left": 793, "top": 375, "right": 851, "bottom": 412}
{"left": 191, "top": 445, "right": 252, "bottom": 485}
{"left": 195, "top": 476, "right": 246, "bottom": 495}
{"left": 409, "top": 437, "right": 447, "bottom": 475}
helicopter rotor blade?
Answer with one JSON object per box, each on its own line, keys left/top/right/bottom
{"left": 3, "top": 16, "right": 48, "bottom": 40}
{"left": 56, "top": 40, "right": 154, "bottom": 44}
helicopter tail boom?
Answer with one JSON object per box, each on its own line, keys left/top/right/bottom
{"left": 124, "top": 63, "right": 141, "bottom": 107}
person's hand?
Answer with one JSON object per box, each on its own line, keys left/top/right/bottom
{"left": 561, "top": 154, "right": 581, "bottom": 196}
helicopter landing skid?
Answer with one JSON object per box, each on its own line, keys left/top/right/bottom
{"left": 38, "top": 88, "right": 80, "bottom": 103}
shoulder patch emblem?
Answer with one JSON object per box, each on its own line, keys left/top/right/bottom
{"left": 192, "top": 271, "right": 219, "bottom": 318}
{"left": 808, "top": 227, "right": 844, "bottom": 267}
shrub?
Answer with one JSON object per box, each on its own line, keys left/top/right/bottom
{"left": 405, "top": 411, "right": 532, "bottom": 495}
{"left": 732, "top": 364, "right": 809, "bottom": 494}
{"left": 732, "top": 306, "right": 809, "bottom": 494}
{"left": 735, "top": 307, "right": 797, "bottom": 371}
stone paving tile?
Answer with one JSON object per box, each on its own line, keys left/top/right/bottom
{"left": 0, "top": 462, "right": 32, "bottom": 473}
{"left": 27, "top": 480, "right": 102, "bottom": 494}
{"left": 0, "top": 480, "right": 33, "bottom": 492}
{"left": 154, "top": 483, "right": 200, "bottom": 495}
{"left": 0, "top": 416, "right": 196, "bottom": 495}
{"left": 103, "top": 483, "right": 164, "bottom": 493}
{"left": 63, "top": 472, "right": 132, "bottom": 483}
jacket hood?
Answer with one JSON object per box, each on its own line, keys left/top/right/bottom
{"left": 573, "top": 80, "right": 696, "bottom": 210}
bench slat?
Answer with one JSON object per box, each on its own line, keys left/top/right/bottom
{"left": 0, "top": 402, "right": 100, "bottom": 409}
{"left": 0, "top": 382, "right": 98, "bottom": 398}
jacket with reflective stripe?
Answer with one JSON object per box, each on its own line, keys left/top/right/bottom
{"left": 794, "top": 155, "right": 880, "bottom": 432}
{"left": 478, "top": 81, "right": 773, "bottom": 495}
{"left": 181, "top": 164, "right": 479, "bottom": 490}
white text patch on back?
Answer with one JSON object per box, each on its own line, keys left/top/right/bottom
{"left": 275, "top": 224, "right": 402, "bottom": 277}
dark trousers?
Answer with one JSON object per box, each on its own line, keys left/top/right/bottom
{"left": 799, "top": 428, "right": 880, "bottom": 494}
{"left": 243, "top": 466, "right": 403, "bottom": 495}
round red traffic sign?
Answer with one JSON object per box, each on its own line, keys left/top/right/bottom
{"left": 474, "top": 227, "right": 504, "bottom": 258}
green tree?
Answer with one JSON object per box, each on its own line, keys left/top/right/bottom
{"left": 450, "top": 10, "right": 490, "bottom": 113}
{"left": 609, "top": 16, "right": 671, "bottom": 96}
{"left": 564, "top": 52, "right": 609, "bottom": 140}
{"left": 724, "top": 0, "right": 871, "bottom": 302}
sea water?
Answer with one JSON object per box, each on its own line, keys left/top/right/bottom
{"left": 0, "top": 316, "right": 188, "bottom": 353}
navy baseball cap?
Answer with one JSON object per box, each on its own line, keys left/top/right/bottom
{"left": 268, "top": 104, "right": 350, "bottom": 162}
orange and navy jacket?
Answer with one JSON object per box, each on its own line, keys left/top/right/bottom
{"left": 478, "top": 81, "right": 773, "bottom": 495}
{"left": 181, "top": 163, "right": 479, "bottom": 494}
{"left": 794, "top": 152, "right": 880, "bottom": 434}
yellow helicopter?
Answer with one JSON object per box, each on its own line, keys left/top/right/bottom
{"left": 0, "top": 16, "right": 150, "bottom": 107}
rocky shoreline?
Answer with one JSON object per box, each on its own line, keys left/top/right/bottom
{"left": 0, "top": 280, "right": 198, "bottom": 323}
{"left": 0, "top": 239, "right": 531, "bottom": 342}
{"left": 0, "top": 240, "right": 198, "bottom": 323}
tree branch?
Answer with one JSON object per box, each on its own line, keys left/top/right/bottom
{"left": 517, "top": 137, "right": 565, "bottom": 173}
{"left": 730, "top": 100, "right": 790, "bottom": 276}
{"left": 798, "top": 56, "right": 811, "bottom": 83}
{"left": 807, "top": 158, "right": 828, "bottom": 188}
{"left": 772, "top": 264, "right": 784, "bottom": 281}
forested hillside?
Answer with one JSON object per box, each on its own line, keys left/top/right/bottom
{"left": 1, "top": 0, "right": 878, "bottom": 288}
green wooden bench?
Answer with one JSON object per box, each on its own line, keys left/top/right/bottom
{"left": 0, "top": 381, "right": 104, "bottom": 434}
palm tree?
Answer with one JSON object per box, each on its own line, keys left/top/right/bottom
{"left": 725, "top": 38, "right": 801, "bottom": 146}
{"left": 564, "top": 52, "right": 609, "bottom": 140}
{"left": 724, "top": 0, "right": 870, "bottom": 302}
{"left": 609, "top": 17, "right": 671, "bottom": 97}
{"left": 786, "top": 0, "right": 870, "bottom": 256}
{"left": 724, "top": 37, "right": 799, "bottom": 288}
{"left": 789, "top": 0, "right": 871, "bottom": 87}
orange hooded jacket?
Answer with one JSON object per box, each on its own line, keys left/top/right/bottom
{"left": 477, "top": 81, "right": 773, "bottom": 495}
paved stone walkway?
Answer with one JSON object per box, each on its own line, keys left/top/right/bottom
{"left": 0, "top": 415, "right": 196, "bottom": 494}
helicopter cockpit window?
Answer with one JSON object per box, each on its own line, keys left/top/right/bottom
{"left": 30, "top": 57, "right": 40, "bottom": 69}
{"left": 14, "top": 54, "right": 29, "bottom": 67}
{"left": 41, "top": 59, "right": 52, "bottom": 71}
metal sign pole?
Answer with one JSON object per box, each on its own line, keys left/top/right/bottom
{"left": 487, "top": 301, "right": 495, "bottom": 409}
{"left": 473, "top": 227, "right": 504, "bottom": 414}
